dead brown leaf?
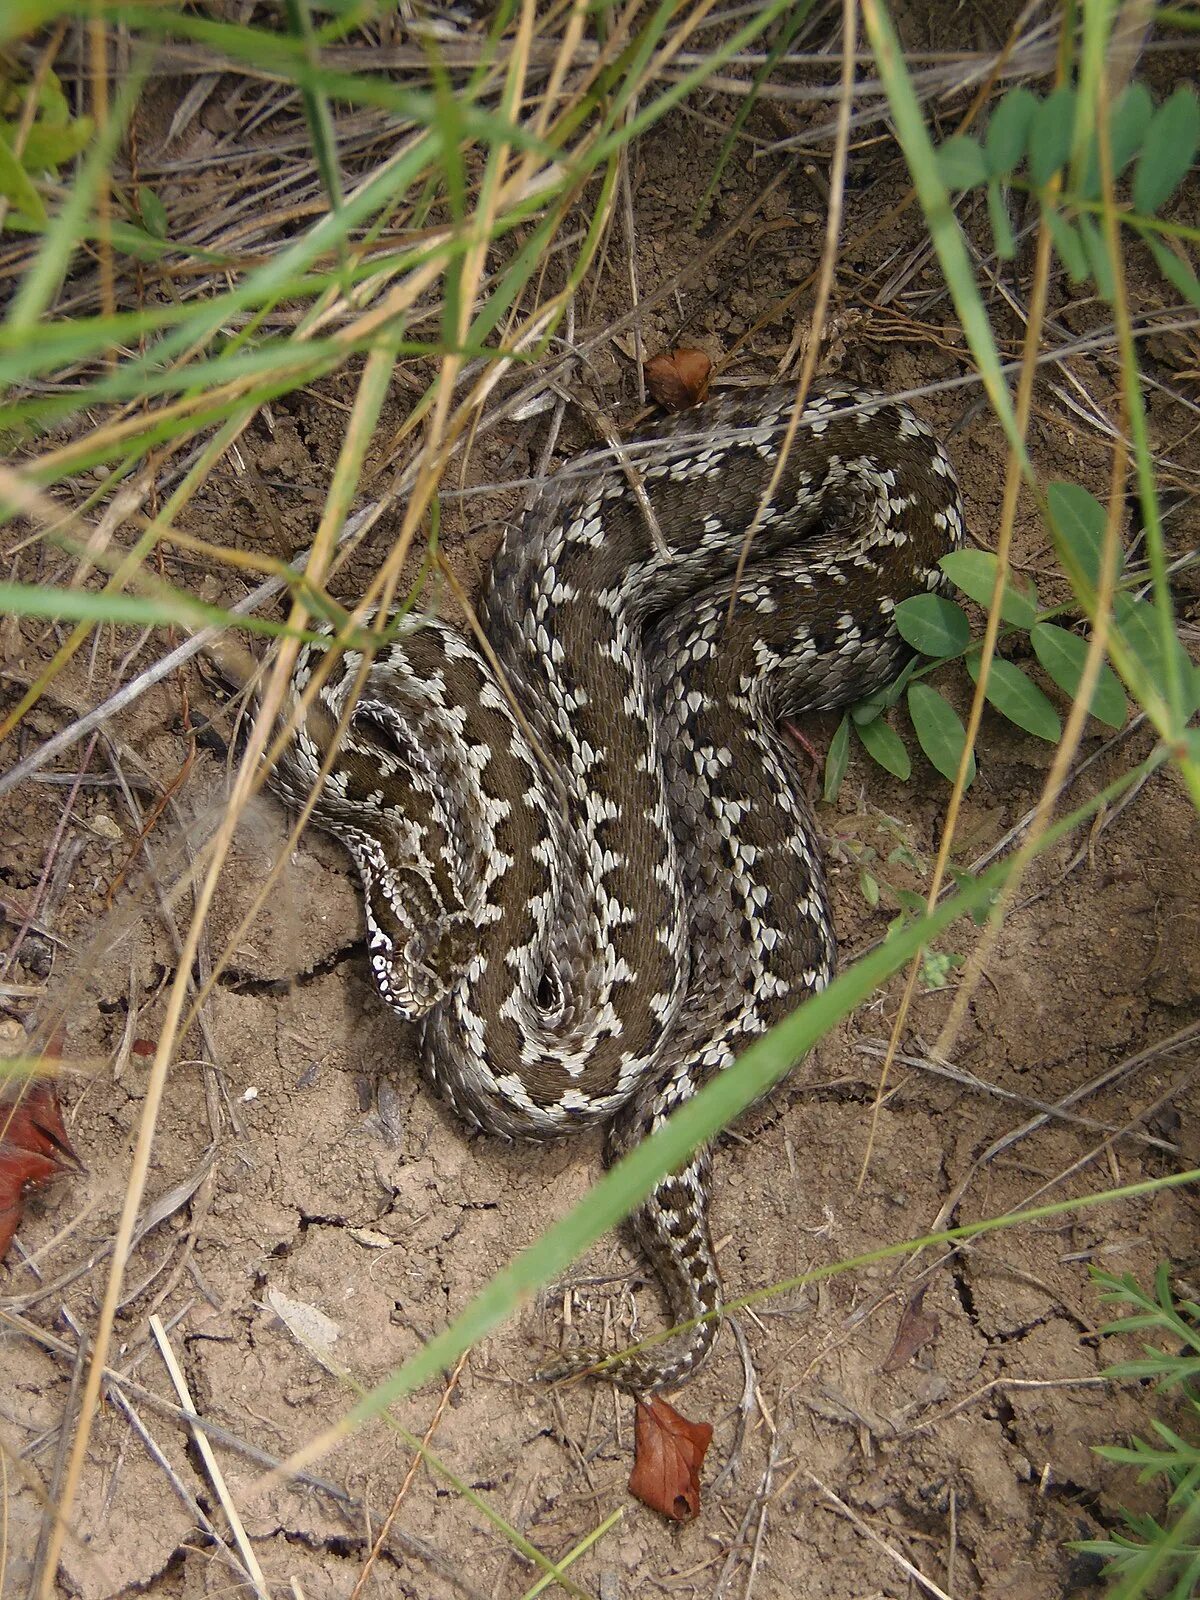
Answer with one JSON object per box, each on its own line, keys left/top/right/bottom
{"left": 0, "top": 1073, "right": 80, "bottom": 1263}
{"left": 644, "top": 347, "right": 712, "bottom": 411}
{"left": 628, "top": 1394, "right": 714, "bottom": 1520}
{"left": 882, "top": 1283, "right": 941, "bottom": 1372}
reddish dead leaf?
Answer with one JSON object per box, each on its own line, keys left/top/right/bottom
{"left": 644, "top": 347, "right": 712, "bottom": 412}
{"left": 0, "top": 1147, "right": 60, "bottom": 1188}
{"left": 628, "top": 1394, "right": 714, "bottom": 1520}
{"left": 1, "top": 1082, "right": 79, "bottom": 1169}
{"left": 0, "top": 1079, "right": 80, "bottom": 1265}
{"left": 882, "top": 1283, "right": 941, "bottom": 1372}
{"left": 131, "top": 1038, "right": 157, "bottom": 1058}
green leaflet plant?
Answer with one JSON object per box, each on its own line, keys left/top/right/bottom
{"left": 0, "top": 68, "right": 94, "bottom": 225}
{"left": 824, "top": 481, "right": 1200, "bottom": 798}
{"left": 1073, "top": 1265, "right": 1200, "bottom": 1599}
{"left": 821, "top": 72, "right": 1199, "bottom": 803}
{"left": 936, "top": 81, "right": 1200, "bottom": 307}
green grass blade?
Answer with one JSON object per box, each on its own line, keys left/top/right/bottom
{"left": 121, "top": 9, "right": 551, "bottom": 160}
{"left": 284, "top": 0, "right": 347, "bottom": 217}
{"left": 694, "top": 0, "right": 821, "bottom": 217}
{"left": 0, "top": 581, "right": 328, "bottom": 645}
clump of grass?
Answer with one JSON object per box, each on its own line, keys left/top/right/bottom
{"left": 1074, "top": 1264, "right": 1200, "bottom": 1599}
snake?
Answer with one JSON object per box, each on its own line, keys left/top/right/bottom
{"left": 268, "top": 382, "right": 965, "bottom": 1393}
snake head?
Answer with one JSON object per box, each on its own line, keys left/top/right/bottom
{"left": 364, "top": 866, "right": 474, "bottom": 1021}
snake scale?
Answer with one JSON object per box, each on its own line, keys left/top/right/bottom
{"left": 270, "top": 382, "right": 965, "bottom": 1393}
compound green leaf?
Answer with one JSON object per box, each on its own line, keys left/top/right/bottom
{"left": 1111, "top": 81, "right": 1156, "bottom": 175}
{"left": 985, "top": 85, "right": 1037, "bottom": 177}
{"left": 907, "top": 683, "right": 975, "bottom": 785}
{"left": 1147, "top": 235, "right": 1200, "bottom": 309}
{"left": 939, "top": 548, "right": 1037, "bottom": 628}
{"left": 137, "top": 184, "right": 169, "bottom": 239}
{"left": 1030, "top": 86, "right": 1076, "bottom": 185}
{"left": 937, "top": 133, "right": 988, "bottom": 189}
{"left": 0, "top": 129, "right": 44, "bottom": 222}
{"left": 7, "top": 117, "right": 94, "bottom": 171}
{"left": 1076, "top": 214, "right": 1115, "bottom": 302}
{"left": 1133, "top": 85, "right": 1200, "bottom": 214}
{"left": 1080, "top": 80, "right": 1153, "bottom": 198}
{"left": 34, "top": 71, "right": 70, "bottom": 126}
{"left": 1046, "top": 209, "right": 1089, "bottom": 283}
{"left": 967, "top": 654, "right": 1062, "bottom": 741}
{"left": 850, "top": 688, "right": 888, "bottom": 724}
{"left": 986, "top": 178, "right": 1015, "bottom": 259}
{"left": 1114, "top": 594, "right": 1200, "bottom": 715}
{"left": 1046, "top": 481, "right": 1123, "bottom": 595}
{"left": 856, "top": 713, "right": 911, "bottom": 780}
{"left": 1030, "top": 622, "right": 1127, "bottom": 728}
{"left": 894, "top": 593, "right": 971, "bottom": 658}
{"left": 823, "top": 712, "right": 851, "bottom": 805}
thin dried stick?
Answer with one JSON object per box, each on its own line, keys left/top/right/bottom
{"left": 24, "top": 1306, "right": 87, "bottom": 1600}
{"left": 931, "top": 451, "right": 1127, "bottom": 1058}
{"left": 894, "top": 1374, "right": 1110, "bottom": 1442}
{"left": 104, "top": 1386, "right": 243, "bottom": 1581}
{"left": 741, "top": 1418, "right": 787, "bottom": 1600}
{"left": 726, "top": 0, "right": 858, "bottom": 626}
{"left": 1, "top": 734, "right": 97, "bottom": 977}
{"left": 33, "top": 180, "right": 459, "bottom": 1593}
{"left": 3, "top": 1305, "right": 487, "bottom": 1598}
{"left": 0, "top": 542, "right": 321, "bottom": 801}
{"left": 149, "top": 1314, "right": 269, "bottom": 1600}
{"left": 803, "top": 1473, "right": 956, "bottom": 1600}
{"left": 3, "top": 1147, "right": 217, "bottom": 1316}
{"left": 710, "top": 1315, "right": 758, "bottom": 1494}
{"left": 853, "top": 1038, "right": 1181, "bottom": 1153}
{"left": 349, "top": 1352, "right": 469, "bottom": 1600}
{"left": 884, "top": 1045, "right": 1200, "bottom": 1319}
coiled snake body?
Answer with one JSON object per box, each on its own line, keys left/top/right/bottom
{"left": 272, "top": 383, "right": 965, "bottom": 1392}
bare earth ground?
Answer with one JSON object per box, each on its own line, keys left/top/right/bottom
{"left": 3, "top": 8, "right": 1200, "bottom": 1600}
